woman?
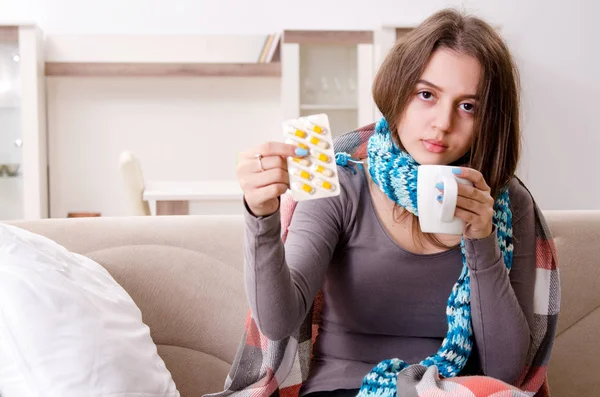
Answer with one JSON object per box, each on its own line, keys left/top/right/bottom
{"left": 235, "top": 8, "right": 538, "bottom": 397}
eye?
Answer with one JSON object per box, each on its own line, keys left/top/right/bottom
{"left": 418, "top": 91, "right": 434, "bottom": 101}
{"left": 460, "top": 103, "right": 476, "bottom": 113}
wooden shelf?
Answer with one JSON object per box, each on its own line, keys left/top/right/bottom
{"left": 395, "top": 27, "right": 413, "bottom": 39}
{"left": 45, "top": 62, "right": 282, "bottom": 77}
{"left": 283, "top": 30, "right": 373, "bottom": 45}
{"left": 0, "top": 26, "right": 18, "bottom": 43}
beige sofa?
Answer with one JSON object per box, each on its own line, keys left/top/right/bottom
{"left": 7, "top": 210, "right": 600, "bottom": 397}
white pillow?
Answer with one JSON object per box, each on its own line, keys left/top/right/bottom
{"left": 0, "top": 222, "right": 180, "bottom": 397}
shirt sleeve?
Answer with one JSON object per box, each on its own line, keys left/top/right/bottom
{"left": 464, "top": 179, "right": 536, "bottom": 385}
{"left": 243, "top": 168, "right": 352, "bottom": 341}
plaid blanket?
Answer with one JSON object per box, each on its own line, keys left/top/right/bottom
{"left": 206, "top": 123, "right": 560, "bottom": 397}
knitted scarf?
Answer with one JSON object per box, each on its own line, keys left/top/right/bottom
{"left": 351, "top": 117, "right": 512, "bottom": 396}
{"left": 206, "top": 121, "right": 560, "bottom": 397}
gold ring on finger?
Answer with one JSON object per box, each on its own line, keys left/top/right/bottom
{"left": 255, "top": 153, "right": 264, "bottom": 172}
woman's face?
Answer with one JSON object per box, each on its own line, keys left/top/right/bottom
{"left": 396, "top": 48, "right": 482, "bottom": 165}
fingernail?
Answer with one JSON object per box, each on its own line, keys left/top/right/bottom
{"left": 295, "top": 147, "right": 308, "bottom": 156}
{"left": 435, "top": 182, "right": 444, "bottom": 190}
{"left": 436, "top": 194, "right": 443, "bottom": 203}
{"left": 452, "top": 167, "right": 462, "bottom": 174}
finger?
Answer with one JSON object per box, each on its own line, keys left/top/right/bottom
{"left": 454, "top": 206, "right": 494, "bottom": 237}
{"left": 243, "top": 142, "right": 308, "bottom": 159}
{"left": 245, "top": 168, "right": 290, "bottom": 189}
{"left": 237, "top": 154, "right": 289, "bottom": 176}
{"left": 451, "top": 167, "right": 490, "bottom": 192}
{"left": 455, "top": 195, "right": 491, "bottom": 216}
{"left": 245, "top": 183, "right": 289, "bottom": 204}
{"left": 453, "top": 206, "right": 478, "bottom": 224}
{"left": 456, "top": 183, "right": 494, "bottom": 206}
{"left": 250, "top": 155, "right": 289, "bottom": 173}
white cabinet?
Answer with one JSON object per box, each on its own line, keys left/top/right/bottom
{"left": 0, "top": 24, "right": 48, "bottom": 220}
{"left": 280, "top": 30, "right": 376, "bottom": 138}
{"left": 371, "top": 26, "right": 415, "bottom": 121}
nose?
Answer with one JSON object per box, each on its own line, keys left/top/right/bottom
{"left": 432, "top": 102, "right": 453, "bottom": 133}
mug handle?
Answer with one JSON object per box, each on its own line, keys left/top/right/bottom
{"left": 440, "top": 176, "right": 458, "bottom": 223}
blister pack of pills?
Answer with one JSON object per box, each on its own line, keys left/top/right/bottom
{"left": 283, "top": 113, "right": 340, "bottom": 202}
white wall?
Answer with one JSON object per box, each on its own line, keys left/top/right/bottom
{"left": 471, "top": 1, "right": 600, "bottom": 211}
{"left": 1, "top": 0, "right": 460, "bottom": 35}
{"left": 47, "top": 76, "right": 281, "bottom": 217}
{"left": 2, "top": 0, "right": 599, "bottom": 212}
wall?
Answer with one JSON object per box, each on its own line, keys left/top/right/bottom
{"left": 46, "top": 76, "right": 281, "bottom": 217}
{"left": 2, "top": 0, "right": 599, "bottom": 212}
{"left": 1, "top": 0, "right": 461, "bottom": 35}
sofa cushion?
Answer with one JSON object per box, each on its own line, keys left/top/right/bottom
{"left": 157, "top": 345, "right": 231, "bottom": 397}
{"left": 544, "top": 210, "right": 600, "bottom": 396}
{"left": 7, "top": 215, "right": 250, "bottom": 397}
{"left": 0, "top": 222, "right": 180, "bottom": 397}
{"left": 85, "top": 243, "right": 248, "bottom": 394}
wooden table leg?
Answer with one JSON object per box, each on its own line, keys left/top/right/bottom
{"left": 156, "top": 200, "right": 190, "bottom": 215}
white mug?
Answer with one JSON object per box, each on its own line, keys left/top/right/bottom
{"left": 417, "top": 165, "right": 474, "bottom": 235}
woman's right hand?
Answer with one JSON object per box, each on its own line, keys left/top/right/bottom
{"left": 237, "top": 142, "right": 309, "bottom": 217}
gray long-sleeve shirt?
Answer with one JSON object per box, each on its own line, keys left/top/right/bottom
{"left": 243, "top": 165, "right": 535, "bottom": 396}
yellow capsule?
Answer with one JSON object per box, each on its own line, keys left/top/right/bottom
{"left": 285, "top": 139, "right": 309, "bottom": 150}
{"left": 316, "top": 178, "right": 335, "bottom": 192}
{"left": 294, "top": 168, "right": 312, "bottom": 180}
{"left": 309, "top": 136, "right": 330, "bottom": 149}
{"left": 293, "top": 157, "right": 311, "bottom": 167}
{"left": 305, "top": 118, "right": 328, "bottom": 134}
{"left": 287, "top": 127, "right": 307, "bottom": 139}
{"left": 293, "top": 182, "right": 314, "bottom": 194}
{"left": 312, "top": 152, "right": 331, "bottom": 163}
{"left": 314, "top": 164, "right": 334, "bottom": 177}
{"left": 306, "top": 122, "right": 325, "bottom": 134}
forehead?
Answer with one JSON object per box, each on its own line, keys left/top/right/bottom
{"left": 419, "top": 48, "right": 481, "bottom": 95}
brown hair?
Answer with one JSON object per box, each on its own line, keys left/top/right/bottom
{"left": 372, "top": 8, "right": 521, "bottom": 249}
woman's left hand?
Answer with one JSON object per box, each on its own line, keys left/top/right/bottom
{"left": 438, "top": 167, "right": 495, "bottom": 240}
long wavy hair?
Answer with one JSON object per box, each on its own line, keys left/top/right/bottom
{"left": 372, "top": 8, "right": 521, "bottom": 248}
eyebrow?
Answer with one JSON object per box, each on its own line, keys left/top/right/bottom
{"left": 417, "top": 79, "right": 479, "bottom": 100}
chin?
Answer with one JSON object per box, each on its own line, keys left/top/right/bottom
{"left": 410, "top": 151, "right": 453, "bottom": 166}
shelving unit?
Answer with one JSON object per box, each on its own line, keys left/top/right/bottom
{"left": 0, "top": 24, "right": 47, "bottom": 220}
{"left": 281, "top": 30, "right": 376, "bottom": 138}
{"left": 2, "top": 27, "right": 421, "bottom": 219}
{"left": 0, "top": 176, "right": 23, "bottom": 220}
{"left": 370, "top": 25, "right": 415, "bottom": 121}
{"left": 45, "top": 61, "right": 281, "bottom": 77}
{"left": 373, "top": 25, "right": 414, "bottom": 65}
{"left": 43, "top": 34, "right": 282, "bottom": 78}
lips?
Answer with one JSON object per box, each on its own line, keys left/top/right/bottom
{"left": 422, "top": 139, "right": 448, "bottom": 153}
